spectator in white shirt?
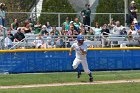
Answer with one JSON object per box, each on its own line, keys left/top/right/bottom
{"left": 112, "top": 21, "right": 123, "bottom": 36}
{"left": 33, "top": 34, "right": 46, "bottom": 48}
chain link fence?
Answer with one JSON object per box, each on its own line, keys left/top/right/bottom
{"left": 5, "top": 12, "right": 129, "bottom": 27}
{"left": 0, "top": 12, "right": 140, "bottom": 50}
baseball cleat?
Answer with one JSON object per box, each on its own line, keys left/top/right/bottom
{"left": 77, "top": 72, "right": 81, "bottom": 78}
{"left": 89, "top": 77, "right": 93, "bottom": 82}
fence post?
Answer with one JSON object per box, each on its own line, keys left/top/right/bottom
{"left": 109, "top": 14, "right": 112, "bottom": 23}
{"left": 124, "top": 0, "right": 128, "bottom": 27}
{"left": 58, "top": 13, "right": 61, "bottom": 27}
{"left": 1, "top": 27, "right": 6, "bottom": 49}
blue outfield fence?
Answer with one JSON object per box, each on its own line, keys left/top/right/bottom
{"left": 0, "top": 48, "right": 140, "bottom": 73}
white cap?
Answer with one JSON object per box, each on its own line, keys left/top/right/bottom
{"left": 0, "top": 3, "right": 2, "bottom": 6}
{"left": 17, "top": 27, "right": 21, "bottom": 31}
{"left": 42, "top": 25, "right": 46, "bottom": 28}
{"left": 70, "top": 21, "right": 74, "bottom": 24}
{"left": 0, "top": 25, "right": 3, "bottom": 28}
{"left": 131, "top": 1, "right": 135, "bottom": 4}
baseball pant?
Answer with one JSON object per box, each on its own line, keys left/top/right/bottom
{"left": 72, "top": 58, "right": 91, "bottom": 74}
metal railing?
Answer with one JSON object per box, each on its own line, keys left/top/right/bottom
{"left": 5, "top": 12, "right": 135, "bottom": 27}
{"left": 1, "top": 34, "right": 140, "bottom": 50}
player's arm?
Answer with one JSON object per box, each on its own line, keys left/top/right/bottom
{"left": 79, "top": 47, "right": 87, "bottom": 55}
{"left": 69, "top": 47, "right": 74, "bottom": 56}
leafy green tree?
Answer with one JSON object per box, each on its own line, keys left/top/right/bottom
{"left": 0, "top": 0, "right": 35, "bottom": 26}
{"left": 39, "top": 0, "right": 76, "bottom": 26}
{"left": 93, "top": 0, "right": 124, "bottom": 26}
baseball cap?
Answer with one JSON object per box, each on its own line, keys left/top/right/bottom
{"left": 131, "top": 1, "right": 135, "bottom": 4}
{"left": 70, "top": 21, "right": 74, "bottom": 24}
{"left": 42, "top": 25, "right": 46, "bottom": 28}
{"left": 77, "top": 35, "right": 84, "bottom": 41}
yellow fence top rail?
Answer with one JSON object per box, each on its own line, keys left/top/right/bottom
{"left": 0, "top": 47, "right": 140, "bottom": 53}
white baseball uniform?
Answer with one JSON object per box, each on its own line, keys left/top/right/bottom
{"left": 71, "top": 42, "right": 91, "bottom": 74}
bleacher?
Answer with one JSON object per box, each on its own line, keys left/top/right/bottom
{"left": 1, "top": 25, "right": 140, "bottom": 50}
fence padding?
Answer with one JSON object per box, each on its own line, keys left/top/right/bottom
{"left": 0, "top": 49, "right": 140, "bottom": 73}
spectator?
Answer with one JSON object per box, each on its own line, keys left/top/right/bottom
{"left": 101, "top": 24, "right": 110, "bottom": 37}
{"left": 45, "top": 21, "right": 52, "bottom": 29}
{"left": 81, "top": 4, "right": 91, "bottom": 28}
{"left": 0, "top": 3, "right": 6, "bottom": 26}
{"left": 127, "top": 24, "right": 136, "bottom": 41}
{"left": 93, "top": 22, "right": 102, "bottom": 40}
{"left": 128, "top": 19, "right": 139, "bottom": 35}
{"left": 108, "top": 18, "right": 115, "bottom": 34}
{"left": 14, "top": 27, "right": 25, "bottom": 42}
{"left": 45, "top": 21, "right": 52, "bottom": 35}
{"left": 46, "top": 32, "right": 56, "bottom": 48}
{"left": 129, "top": 1, "right": 138, "bottom": 19}
{"left": 60, "top": 25, "right": 66, "bottom": 35}
{"left": 79, "top": 24, "right": 86, "bottom": 35}
{"left": 28, "top": 18, "right": 34, "bottom": 28}
{"left": 7, "top": 29, "right": 14, "bottom": 42}
{"left": 56, "top": 36, "right": 65, "bottom": 48}
{"left": 34, "top": 21, "right": 41, "bottom": 34}
{"left": 73, "top": 17, "right": 81, "bottom": 32}
{"left": 79, "top": 28, "right": 86, "bottom": 35}
{"left": 112, "top": 21, "right": 123, "bottom": 36}
{"left": 33, "top": 34, "right": 46, "bottom": 48}
{"left": 4, "top": 30, "right": 14, "bottom": 49}
{"left": 4, "top": 35, "right": 13, "bottom": 49}
{"left": 0, "top": 4, "right": 2, "bottom": 26}
{"left": 86, "top": 27, "right": 94, "bottom": 41}
{"left": 120, "top": 27, "right": 127, "bottom": 36}
{"left": 0, "top": 25, "right": 3, "bottom": 36}
{"left": 22, "top": 20, "right": 32, "bottom": 33}
{"left": 50, "top": 26, "right": 61, "bottom": 36}
{"left": 133, "top": 18, "right": 140, "bottom": 33}
{"left": 128, "top": 1, "right": 138, "bottom": 24}
{"left": 101, "top": 24, "right": 110, "bottom": 47}
{"left": 67, "top": 24, "right": 78, "bottom": 41}
{"left": 40, "top": 25, "right": 48, "bottom": 36}
{"left": 10, "top": 19, "right": 19, "bottom": 31}
{"left": 63, "top": 17, "right": 70, "bottom": 32}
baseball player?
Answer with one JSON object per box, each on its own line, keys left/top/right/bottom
{"left": 69, "top": 35, "right": 93, "bottom": 82}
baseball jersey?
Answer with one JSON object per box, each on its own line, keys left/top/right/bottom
{"left": 71, "top": 42, "right": 87, "bottom": 60}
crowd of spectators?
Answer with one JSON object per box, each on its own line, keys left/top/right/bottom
{"left": 0, "top": 1, "right": 140, "bottom": 49}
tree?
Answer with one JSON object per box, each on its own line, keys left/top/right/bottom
{"left": 0, "top": 0, "right": 35, "bottom": 26}
{"left": 93, "top": 0, "right": 124, "bottom": 26}
{"left": 39, "top": 0, "right": 76, "bottom": 26}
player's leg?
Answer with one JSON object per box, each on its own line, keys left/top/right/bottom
{"left": 81, "top": 60, "right": 93, "bottom": 82}
{"left": 72, "top": 59, "right": 81, "bottom": 78}
{"left": 72, "top": 58, "right": 80, "bottom": 69}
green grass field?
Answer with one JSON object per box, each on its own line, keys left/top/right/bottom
{"left": 0, "top": 70, "right": 140, "bottom": 93}
{"left": 0, "top": 83, "right": 140, "bottom": 93}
